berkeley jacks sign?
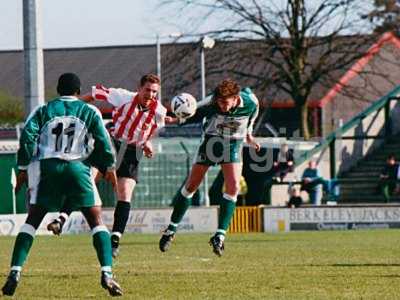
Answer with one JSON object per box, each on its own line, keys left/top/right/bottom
{"left": 263, "top": 205, "right": 400, "bottom": 232}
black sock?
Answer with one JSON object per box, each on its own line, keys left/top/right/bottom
{"left": 112, "top": 201, "right": 131, "bottom": 235}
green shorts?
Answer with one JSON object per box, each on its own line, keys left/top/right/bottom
{"left": 27, "top": 158, "right": 101, "bottom": 211}
{"left": 195, "top": 135, "right": 243, "bottom": 165}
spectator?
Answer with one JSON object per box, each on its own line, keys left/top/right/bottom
{"left": 379, "top": 154, "right": 399, "bottom": 203}
{"left": 272, "top": 143, "right": 294, "bottom": 182}
{"left": 300, "top": 160, "right": 340, "bottom": 205}
{"left": 287, "top": 185, "right": 303, "bottom": 208}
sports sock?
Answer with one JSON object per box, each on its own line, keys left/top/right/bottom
{"left": 217, "top": 193, "right": 237, "bottom": 233}
{"left": 112, "top": 201, "right": 131, "bottom": 235}
{"left": 169, "top": 188, "right": 192, "bottom": 232}
{"left": 10, "top": 224, "right": 35, "bottom": 268}
{"left": 92, "top": 225, "right": 112, "bottom": 269}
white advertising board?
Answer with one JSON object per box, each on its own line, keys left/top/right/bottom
{"left": 0, "top": 207, "right": 218, "bottom": 236}
{"left": 263, "top": 205, "right": 400, "bottom": 232}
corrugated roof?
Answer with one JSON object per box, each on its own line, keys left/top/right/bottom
{"left": 0, "top": 34, "right": 399, "bottom": 108}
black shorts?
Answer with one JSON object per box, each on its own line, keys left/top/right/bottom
{"left": 113, "top": 139, "right": 143, "bottom": 182}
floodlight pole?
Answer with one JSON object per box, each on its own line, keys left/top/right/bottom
{"left": 156, "top": 32, "right": 182, "bottom": 101}
{"left": 23, "top": 0, "right": 45, "bottom": 116}
{"left": 200, "top": 36, "right": 215, "bottom": 207}
{"left": 156, "top": 34, "right": 161, "bottom": 100}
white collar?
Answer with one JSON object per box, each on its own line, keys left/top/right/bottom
{"left": 238, "top": 96, "right": 244, "bottom": 107}
{"left": 59, "top": 96, "right": 79, "bottom": 101}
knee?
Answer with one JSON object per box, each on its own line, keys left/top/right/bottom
{"left": 224, "top": 180, "right": 240, "bottom": 196}
{"left": 185, "top": 182, "right": 198, "bottom": 194}
{"left": 117, "top": 186, "right": 132, "bottom": 201}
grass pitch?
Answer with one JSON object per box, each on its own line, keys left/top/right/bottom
{"left": 1, "top": 230, "right": 400, "bottom": 299}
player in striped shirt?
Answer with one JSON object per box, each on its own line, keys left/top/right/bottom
{"left": 47, "top": 74, "right": 169, "bottom": 258}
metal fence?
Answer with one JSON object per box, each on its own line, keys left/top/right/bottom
{"left": 97, "top": 138, "right": 220, "bottom": 208}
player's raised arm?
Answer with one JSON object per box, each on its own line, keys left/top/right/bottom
{"left": 80, "top": 94, "right": 94, "bottom": 103}
{"left": 246, "top": 90, "right": 260, "bottom": 151}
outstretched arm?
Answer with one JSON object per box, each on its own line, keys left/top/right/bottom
{"left": 80, "top": 94, "right": 95, "bottom": 103}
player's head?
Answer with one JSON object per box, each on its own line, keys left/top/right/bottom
{"left": 137, "top": 74, "right": 160, "bottom": 107}
{"left": 213, "top": 79, "right": 241, "bottom": 113}
{"left": 57, "top": 73, "right": 81, "bottom": 96}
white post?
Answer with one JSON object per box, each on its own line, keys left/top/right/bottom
{"left": 200, "top": 45, "right": 210, "bottom": 206}
{"left": 200, "top": 47, "right": 206, "bottom": 101}
{"left": 23, "top": 0, "right": 45, "bottom": 116}
{"left": 11, "top": 168, "right": 17, "bottom": 214}
{"left": 156, "top": 34, "right": 161, "bottom": 101}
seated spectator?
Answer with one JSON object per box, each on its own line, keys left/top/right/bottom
{"left": 379, "top": 154, "right": 399, "bottom": 203}
{"left": 300, "top": 160, "right": 338, "bottom": 205}
{"left": 273, "top": 143, "right": 294, "bottom": 182}
{"left": 287, "top": 186, "right": 303, "bottom": 208}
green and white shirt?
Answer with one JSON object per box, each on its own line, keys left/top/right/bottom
{"left": 17, "top": 96, "right": 115, "bottom": 172}
{"left": 193, "top": 87, "right": 259, "bottom": 139}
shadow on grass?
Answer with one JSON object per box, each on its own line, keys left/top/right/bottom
{"left": 228, "top": 238, "right": 295, "bottom": 244}
{"left": 306, "top": 263, "right": 400, "bottom": 267}
{"left": 373, "top": 274, "right": 400, "bottom": 278}
{"left": 122, "top": 236, "right": 298, "bottom": 246}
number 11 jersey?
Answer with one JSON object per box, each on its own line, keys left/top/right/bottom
{"left": 17, "top": 96, "right": 115, "bottom": 172}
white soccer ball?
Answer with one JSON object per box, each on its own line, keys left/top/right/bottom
{"left": 171, "top": 93, "right": 197, "bottom": 119}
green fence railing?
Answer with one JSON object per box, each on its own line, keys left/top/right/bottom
{"left": 294, "top": 84, "right": 400, "bottom": 177}
{"left": 97, "top": 138, "right": 220, "bottom": 208}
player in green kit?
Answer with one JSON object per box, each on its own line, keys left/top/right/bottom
{"left": 159, "top": 79, "right": 260, "bottom": 256}
{"left": 1, "top": 73, "right": 123, "bottom": 297}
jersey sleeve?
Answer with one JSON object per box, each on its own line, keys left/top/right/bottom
{"left": 17, "top": 105, "right": 44, "bottom": 170}
{"left": 246, "top": 90, "right": 260, "bottom": 135}
{"left": 92, "top": 85, "right": 136, "bottom": 108}
{"left": 181, "top": 96, "right": 215, "bottom": 125}
{"left": 85, "top": 106, "right": 116, "bottom": 172}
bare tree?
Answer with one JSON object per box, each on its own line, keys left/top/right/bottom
{"left": 160, "top": 0, "right": 380, "bottom": 139}
{"left": 364, "top": 0, "right": 400, "bottom": 35}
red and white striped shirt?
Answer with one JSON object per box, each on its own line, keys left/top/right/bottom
{"left": 92, "top": 85, "right": 167, "bottom": 145}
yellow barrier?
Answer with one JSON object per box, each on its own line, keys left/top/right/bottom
{"left": 228, "top": 206, "right": 263, "bottom": 233}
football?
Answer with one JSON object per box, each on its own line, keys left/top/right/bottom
{"left": 171, "top": 93, "right": 197, "bottom": 119}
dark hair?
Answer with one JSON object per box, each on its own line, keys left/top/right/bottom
{"left": 140, "top": 74, "right": 160, "bottom": 87}
{"left": 57, "top": 73, "right": 81, "bottom": 96}
{"left": 387, "top": 154, "right": 396, "bottom": 161}
{"left": 213, "top": 79, "right": 240, "bottom": 101}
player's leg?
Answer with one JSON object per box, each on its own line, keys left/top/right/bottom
{"left": 2, "top": 205, "right": 47, "bottom": 296}
{"left": 47, "top": 167, "right": 101, "bottom": 235}
{"left": 2, "top": 160, "right": 60, "bottom": 295}
{"left": 47, "top": 202, "right": 73, "bottom": 235}
{"left": 81, "top": 206, "right": 123, "bottom": 297}
{"left": 111, "top": 177, "right": 135, "bottom": 257}
{"left": 209, "top": 162, "right": 242, "bottom": 256}
{"left": 159, "top": 163, "right": 210, "bottom": 252}
{"left": 66, "top": 161, "right": 122, "bottom": 296}
{"left": 110, "top": 144, "right": 141, "bottom": 258}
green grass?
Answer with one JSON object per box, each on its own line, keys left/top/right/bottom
{"left": 1, "top": 230, "right": 400, "bottom": 299}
